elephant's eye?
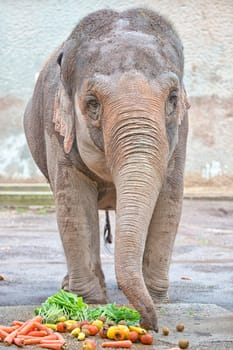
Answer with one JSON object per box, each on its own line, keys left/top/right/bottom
{"left": 166, "top": 89, "right": 178, "bottom": 116}
{"left": 85, "top": 93, "right": 101, "bottom": 121}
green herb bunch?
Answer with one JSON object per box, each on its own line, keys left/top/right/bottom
{"left": 35, "top": 289, "right": 140, "bottom": 325}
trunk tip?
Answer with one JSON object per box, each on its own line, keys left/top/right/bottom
{"left": 140, "top": 313, "right": 158, "bottom": 332}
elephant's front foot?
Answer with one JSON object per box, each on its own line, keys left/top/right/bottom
{"left": 61, "top": 274, "right": 69, "bottom": 291}
{"left": 69, "top": 283, "right": 108, "bottom": 305}
{"left": 61, "top": 273, "right": 108, "bottom": 304}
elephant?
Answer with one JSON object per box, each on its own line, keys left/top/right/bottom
{"left": 24, "top": 7, "right": 189, "bottom": 330}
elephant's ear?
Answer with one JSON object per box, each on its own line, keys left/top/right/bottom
{"left": 53, "top": 82, "right": 75, "bottom": 154}
{"left": 178, "top": 85, "right": 190, "bottom": 125}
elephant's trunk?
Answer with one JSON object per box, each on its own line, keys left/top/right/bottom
{"left": 105, "top": 101, "right": 169, "bottom": 330}
{"left": 114, "top": 169, "right": 161, "bottom": 331}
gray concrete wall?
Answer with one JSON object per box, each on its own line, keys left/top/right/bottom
{"left": 0, "top": 0, "right": 232, "bottom": 185}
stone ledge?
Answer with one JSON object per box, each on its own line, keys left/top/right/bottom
{"left": 0, "top": 183, "right": 233, "bottom": 206}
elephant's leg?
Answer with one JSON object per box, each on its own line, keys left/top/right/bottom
{"left": 54, "top": 166, "right": 107, "bottom": 304}
{"left": 143, "top": 189, "right": 183, "bottom": 303}
{"left": 61, "top": 273, "right": 69, "bottom": 290}
{"left": 143, "top": 117, "right": 188, "bottom": 304}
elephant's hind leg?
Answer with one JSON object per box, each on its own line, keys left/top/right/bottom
{"left": 23, "top": 97, "right": 49, "bottom": 181}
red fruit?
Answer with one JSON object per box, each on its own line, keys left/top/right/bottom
{"left": 128, "top": 331, "right": 139, "bottom": 343}
{"left": 140, "top": 333, "right": 153, "bottom": 345}
{"left": 56, "top": 322, "right": 68, "bottom": 333}
{"left": 83, "top": 339, "right": 97, "bottom": 350}
{"left": 80, "top": 321, "right": 90, "bottom": 328}
{"left": 87, "top": 325, "right": 99, "bottom": 336}
{"left": 99, "top": 328, "right": 107, "bottom": 339}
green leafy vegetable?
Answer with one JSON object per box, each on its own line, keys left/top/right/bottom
{"left": 35, "top": 289, "right": 140, "bottom": 325}
{"left": 35, "top": 289, "right": 89, "bottom": 322}
{"left": 87, "top": 304, "right": 140, "bottom": 325}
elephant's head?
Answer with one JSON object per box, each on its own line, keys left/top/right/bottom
{"left": 53, "top": 8, "right": 189, "bottom": 330}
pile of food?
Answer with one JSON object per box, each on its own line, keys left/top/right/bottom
{"left": 45, "top": 319, "right": 153, "bottom": 348}
{"left": 0, "top": 315, "right": 66, "bottom": 349}
{"left": 34, "top": 289, "right": 140, "bottom": 325}
{"left": 0, "top": 290, "right": 189, "bottom": 349}
{"left": 0, "top": 290, "right": 153, "bottom": 349}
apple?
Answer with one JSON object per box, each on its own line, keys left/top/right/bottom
{"left": 82, "top": 339, "right": 97, "bottom": 350}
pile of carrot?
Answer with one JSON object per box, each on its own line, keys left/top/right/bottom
{"left": 0, "top": 316, "right": 66, "bottom": 349}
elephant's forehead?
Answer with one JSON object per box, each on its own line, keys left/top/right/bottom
{"left": 102, "top": 32, "right": 164, "bottom": 70}
{"left": 77, "top": 29, "right": 179, "bottom": 81}
{"left": 101, "top": 30, "right": 158, "bottom": 54}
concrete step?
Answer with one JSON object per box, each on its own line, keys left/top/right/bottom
{"left": 184, "top": 186, "right": 233, "bottom": 200}
{"left": 0, "top": 183, "right": 53, "bottom": 206}
{"left": 0, "top": 183, "right": 232, "bottom": 206}
{"left": 0, "top": 183, "right": 50, "bottom": 192}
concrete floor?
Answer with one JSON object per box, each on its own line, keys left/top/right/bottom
{"left": 0, "top": 199, "right": 233, "bottom": 349}
{"left": 0, "top": 199, "right": 232, "bottom": 310}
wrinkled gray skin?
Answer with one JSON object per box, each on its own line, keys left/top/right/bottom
{"left": 24, "top": 8, "right": 189, "bottom": 330}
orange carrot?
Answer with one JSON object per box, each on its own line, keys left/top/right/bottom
{"left": 4, "top": 328, "right": 21, "bottom": 345}
{"left": 18, "top": 321, "right": 36, "bottom": 335}
{"left": 0, "top": 325, "right": 19, "bottom": 333}
{"left": 23, "top": 338, "right": 46, "bottom": 345}
{"left": 42, "top": 334, "right": 58, "bottom": 340}
{"left": 4, "top": 320, "right": 36, "bottom": 345}
{"left": 0, "top": 328, "right": 8, "bottom": 340}
{"left": 12, "top": 321, "right": 24, "bottom": 327}
{"left": 21, "top": 334, "right": 58, "bottom": 342}
{"left": 14, "top": 337, "right": 24, "bottom": 347}
{"left": 54, "top": 332, "right": 63, "bottom": 339}
{"left": 4, "top": 320, "right": 31, "bottom": 345}
{"left": 23, "top": 335, "right": 56, "bottom": 345}
{"left": 39, "top": 343, "right": 65, "bottom": 350}
{"left": 102, "top": 340, "right": 132, "bottom": 348}
{"left": 33, "top": 315, "right": 43, "bottom": 323}
{"left": 54, "top": 332, "right": 66, "bottom": 344}
{"left": 40, "top": 340, "right": 65, "bottom": 344}
{"left": 28, "top": 330, "right": 48, "bottom": 337}
{"left": 18, "top": 315, "right": 43, "bottom": 335}
{"left": 34, "top": 321, "right": 53, "bottom": 334}
{"left": 16, "top": 334, "right": 57, "bottom": 343}
{"left": 17, "top": 335, "right": 37, "bottom": 339}
{"left": 2, "top": 316, "right": 43, "bottom": 345}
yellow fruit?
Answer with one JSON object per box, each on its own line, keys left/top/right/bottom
{"left": 118, "top": 325, "right": 129, "bottom": 331}
{"left": 44, "top": 323, "right": 57, "bottom": 331}
{"left": 106, "top": 325, "right": 130, "bottom": 341}
{"left": 92, "top": 320, "right": 103, "bottom": 330}
{"left": 65, "top": 320, "right": 80, "bottom": 331}
{"left": 78, "top": 332, "right": 86, "bottom": 341}
{"left": 107, "top": 326, "right": 119, "bottom": 339}
{"left": 129, "top": 326, "right": 147, "bottom": 335}
{"left": 66, "top": 320, "right": 79, "bottom": 325}
{"left": 117, "top": 325, "right": 129, "bottom": 338}
{"left": 71, "top": 327, "right": 81, "bottom": 337}
{"left": 57, "top": 316, "right": 67, "bottom": 322}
